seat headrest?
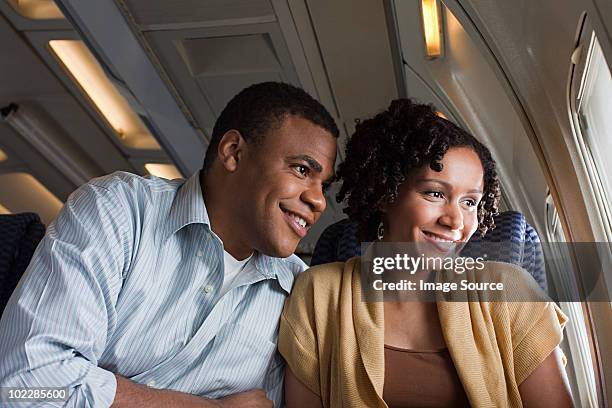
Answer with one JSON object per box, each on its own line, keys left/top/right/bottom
{"left": 311, "top": 211, "right": 546, "bottom": 291}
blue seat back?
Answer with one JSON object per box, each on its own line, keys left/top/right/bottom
{"left": 311, "top": 211, "right": 546, "bottom": 291}
{"left": 0, "top": 213, "right": 46, "bottom": 315}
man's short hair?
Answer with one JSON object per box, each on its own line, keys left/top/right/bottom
{"left": 202, "top": 82, "right": 339, "bottom": 170}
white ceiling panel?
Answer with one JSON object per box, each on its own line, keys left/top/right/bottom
{"left": 179, "top": 34, "right": 281, "bottom": 75}
{"left": 145, "top": 23, "right": 299, "bottom": 133}
{"left": 196, "top": 72, "right": 284, "bottom": 116}
{"left": 0, "top": 172, "right": 63, "bottom": 225}
{"left": 32, "top": 94, "right": 137, "bottom": 173}
{"left": 0, "top": 122, "right": 79, "bottom": 201}
{"left": 0, "top": 10, "right": 134, "bottom": 204}
{"left": 120, "top": 0, "right": 274, "bottom": 26}
{"left": 0, "top": 15, "right": 64, "bottom": 99}
{"left": 304, "top": 0, "right": 398, "bottom": 133}
{"left": 0, "top": 2, "right": 71, "bottom": 32}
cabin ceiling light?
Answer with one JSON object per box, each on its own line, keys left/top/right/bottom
{"left": 0, "top": 172, "right": 63, "bottom": 224}
{"left": 1, "top": 103, "right": 98, "bottom": 186}
{"left": 435, "top": 111, "right": 448, "bottom": 119}
{"left": 0, "top": 203, "right": 10, "bottom": 215}
{"left": 48, "top": 40, "right": 160, "bottom": 150}
{"left": 420, "top": 0, "right": 444, "bottom": 58}
{"left": 8, "top": 0, "right": 64, "bottom": 20}
{"left": 145, "top": 163, "right": 183, "bottom": 180}
{"left": 0, "top": 147, "right": 7, "bottom": 162}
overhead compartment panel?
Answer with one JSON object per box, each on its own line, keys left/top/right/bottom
{"left": 121, "top": 0, "right": 274, "bottom": 26}
{"left": 145, "top": 24, "right": 299, "bottom": 133}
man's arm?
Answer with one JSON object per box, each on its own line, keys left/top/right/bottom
{"left": 112, "top": 376, "right": 215, "bottom": 407}
{"left": 112, "top": 375, "right": 272, "bottom": 408}
{"left": 0, "top": 182, "right": 130, "bottom": 407}
{"left": 0, "top": 180, "right": 274, "bottom": 408}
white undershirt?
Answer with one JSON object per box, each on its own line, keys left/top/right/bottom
{"left": 220, "top": 250, "right": 253, "bottom": 298}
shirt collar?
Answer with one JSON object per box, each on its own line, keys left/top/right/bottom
{"left": 164, "top": 171, "right": 210, "bottom": 241}
{"left": 253, "top": 252, "right": 298, "bottom": 294}
{"left": 165, "top": 171, "right": 298, "bottom": 293}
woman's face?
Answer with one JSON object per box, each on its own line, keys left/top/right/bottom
{"left": 383, "top": 147, "right": 484, "bottom": 254}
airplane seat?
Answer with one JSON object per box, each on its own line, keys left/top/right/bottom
{"left": 311, "top": 218, "right": 358, "bottom": 266}
{"left": 311, "top": 211, "right": 547, "bottom": 292}
{"left": 462, "top": 211, "right": 547, "bottom": 291}
{"left": 0, "top": 213, "right": 46, "bottom": 315}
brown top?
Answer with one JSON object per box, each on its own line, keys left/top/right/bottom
{"left": 383, "top": 345, "right": 471, "bottom": 408}
{"left": 279, "top": 259, "right": 568, "bottom": 407}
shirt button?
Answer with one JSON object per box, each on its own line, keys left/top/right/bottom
{"left": 196, "top": 250, "right": 203, "bottom": 257}
{"left": 203, "top": 284, "right": 214, "bottom": 294}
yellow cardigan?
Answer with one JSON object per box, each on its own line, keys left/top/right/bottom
{"left": 278, "top": 258, "right": 567, "bottom": 408}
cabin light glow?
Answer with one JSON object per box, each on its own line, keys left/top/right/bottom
{"left": 0, "top": 172, "right": 63, "bottom": 224}
{"left": 145, "top": 163, "right": 183, "bottom": 180}
{"left": 48, "top": 40, "right": 160, "bottom": 150}
{"left": 435, "top": 111, "right": 448, "bottom": 119}
{"left": 8, "top": 0, "right": 64, "bottom": 20}
{"left": 0, "top": 147, "right": 7, "bottom": 162}
{"left": 421, "top": 0, "right": 443, "bottom": 58}
{"left": 0, "top": 203, "right": 10, "bottom": 215}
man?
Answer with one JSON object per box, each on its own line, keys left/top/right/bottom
{"left": 0, "top": 82, "right": 338, "bottom": 407}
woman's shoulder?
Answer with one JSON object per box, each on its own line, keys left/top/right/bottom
{"left": 475, "top": 261, "right": 567, "bottom": 335}
{"left": 280, "top": 258, "right": 361, "bottom": 356}
{"left": 476, "top": 261, "right": 548, "bottom": 301}
{"left": 291, "top": 256, "right": 361, "bottom": 295}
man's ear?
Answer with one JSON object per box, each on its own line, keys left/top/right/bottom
{"left": 217, "top": 130, "right": 246, "bottom": 172}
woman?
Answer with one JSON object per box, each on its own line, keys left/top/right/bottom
{"left": 278, "top": 99, "right": 573, "bottom": 407}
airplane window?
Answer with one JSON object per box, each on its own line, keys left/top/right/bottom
{"left": 545, "top": 194, "right": 599, "bottom": 407}
{"left": 574, "top": 33, "right": 612, "bottom": 229}
{"left": 567, "top": 29, "right": 612, "bottom": 406}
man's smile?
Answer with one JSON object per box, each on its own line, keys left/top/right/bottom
{"left": 281, "top": 206, "right": 312, "bottom": 238}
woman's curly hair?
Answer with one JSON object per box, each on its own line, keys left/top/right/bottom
{"left": 336, "top": 99, "right": 501, "bottom": 241}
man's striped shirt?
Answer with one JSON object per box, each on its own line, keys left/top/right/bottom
{"left": 0, "top": 171, "right": 305, "bottom": 407}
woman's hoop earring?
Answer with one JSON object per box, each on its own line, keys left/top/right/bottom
{"left": 377, "top": 222, "right": 384, "bottom": 241}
